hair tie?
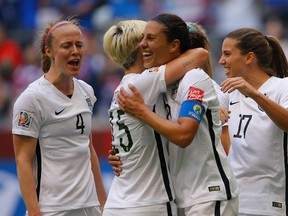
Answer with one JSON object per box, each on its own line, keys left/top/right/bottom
{"left": 45, "top": 21, "right": 71, "bottom": 46}
{"left": 186, "top": 23, "right": 197, "bottom": 32}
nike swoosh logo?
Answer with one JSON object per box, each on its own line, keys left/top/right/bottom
{"left": 55, "top": 108, "right": 65, "bottom": 115}
{"left": 229, "top": 101, "right": 239, "bottom": 105}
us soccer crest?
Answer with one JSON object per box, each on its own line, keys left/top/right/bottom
{"left": 86, "top": 97, "right": 93, "bottom": 111}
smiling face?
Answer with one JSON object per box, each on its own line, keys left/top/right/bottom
{"left": 219, "top": 37, "right": 248, "bottom": 78}
{"left": 139, "top": 20, "right": 179, "bottom": 68}
{"left": 45, "top": 23, "right": 84, "bottom": 77}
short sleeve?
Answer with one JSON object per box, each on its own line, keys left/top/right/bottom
{"left": 278, "top": 78, "right": 288, "bottom": 109}
{"left": 128, "top": 65, "right": 167, "bottom": 106}
{"left": 12, "top": 90, "right": 43, "bottom": 138}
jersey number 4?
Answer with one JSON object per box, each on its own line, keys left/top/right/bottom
{"left": 109, "top": 109, "right": 133, "bottom": 153}
{"left": 76, "top": 114, "right": 85, "bottom": 134}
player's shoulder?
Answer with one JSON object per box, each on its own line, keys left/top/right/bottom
{"left": 278, "top": 76, "right": 288, "bottom": 85}
{"left": 74, "top": 77, "right": 92, "bottom": 89}
{"left": 19, "top": 76, "right": 45, "bottom": 97}
{"left": 74, "top": 78, "right": 97, "bottom": 104}
{"left": 181, "top": 68, "right": 211, "bottom": 87}
{"left": 267, "top": 76, "right": 288, "bottom": 85}
{"left": 264, "top": 76, "right": 288, "bottom": 93}
{"left": 74, "top": 77, "right": 94, "bottom": 93}
{"left": 14, "top": 77, "right": 46, "bottom": 108}
{"left": 184, "top": 68, "right": 209, "bottom": 79}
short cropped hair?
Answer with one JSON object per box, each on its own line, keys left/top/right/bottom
{"left": 103, "top": 20, "right": 147, "bottom": 69}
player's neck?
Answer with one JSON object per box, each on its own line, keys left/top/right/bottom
{"left": 44, "top": 73, "right": 74, "bottom": 95}
{"left": 246, "top": 70, "right": 270, "bottom": 90}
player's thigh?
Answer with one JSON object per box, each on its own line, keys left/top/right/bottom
{"left": 183, "top": 197, "right": 238, "bottom": 216}
{"left": 103, "top": 201, "right": 178, "bottom": 216}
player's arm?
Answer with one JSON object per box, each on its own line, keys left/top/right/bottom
{"left": 164, "top": 48, "right": 208, "bottom": 84}
{"left": 252, "top": 92, "right": 288, "bottom": 132}
{"left": 221, "top": 125, "right": 231, "bottom": 155}
{"left": 13, "top": 134, "right": 42, "bottom": 216}
{"left": 221, "top": 77, "right": 288, "bottom": 132}
{"left": 108, "top": 149, "right": 122, "bottom": 176}
{"left": 118, "top": 84, "right": 200, "bottom": 148}
{"left": 89, "top": 134, "right": 107, "bottom": 211}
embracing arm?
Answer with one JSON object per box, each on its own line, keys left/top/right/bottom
{"left": 119, "top": 84, "right": 199, "bottom": 148}
{"left": 164, "top": 48, "right": 208, "bottom": 85}
{"left": 13, "top": 134, "right": 42, "bottom": 216}
{"left": 89, "top": 134, "right": 107, "bottom": 211}
{"left": 140, "top": 111, "right": 198, "bottom": 148}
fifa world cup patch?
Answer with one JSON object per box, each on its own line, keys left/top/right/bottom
{"left": 148, "top": 66, "right": 159, "bottom": 73}
{"left": 187, "top": 87, "right": 204, "bottom": 103}
{"left": 18, "top": 110, "right": 33, "bottom": 129}
{"left": 178, "top": 100, "right": 205, "bottom": 123}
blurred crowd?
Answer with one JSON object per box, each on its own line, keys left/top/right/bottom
{"left": 0, "top": 0, "right": 287, "bottom": 131}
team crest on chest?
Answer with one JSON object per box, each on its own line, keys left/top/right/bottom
{"left": 18, "top": 110, "right": 33, "bottom": 129}
{"left": 112, "top": 94, "right": 117, "bottom": 105}
{"left": 258, "top": 93, "right": 267, "bottom": 112}
{"left": 85, "top": 96, "right": 93, "bottom": 111}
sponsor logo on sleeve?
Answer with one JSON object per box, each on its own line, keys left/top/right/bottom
{"left": 187, "top": 87, "right": 204, "bottom": 103}
{"left": 18, "top": 110, "right": 33, "bottom": 129}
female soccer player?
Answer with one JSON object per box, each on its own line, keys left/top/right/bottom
{"left": 12, "top": 18, "right": 107, "bottom": 216}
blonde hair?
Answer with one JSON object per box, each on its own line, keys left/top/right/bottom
{"left": 103, "top": 20, "right": 146, "bottom": 69}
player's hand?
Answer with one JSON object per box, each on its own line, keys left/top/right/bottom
{"left": 219, "top": 106, "right": 230, "bottom": 125}
{"left": 118, "top": 84, "right": 145, "bottom": 117}
{"left": 221, "top": 77, "right": 258, "bottom": 98}
{"left": 108, "top": 149, "right": 122, "bottom": 176}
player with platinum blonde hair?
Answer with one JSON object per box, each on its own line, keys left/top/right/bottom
{"left": 116, "top": 14, "right": 240, "bottom": 216}
{"left": 103, "top": 20, "right": 147, "bottom": 69}
{"left": 102, "top": 19, "right": 209, "bottom": 216}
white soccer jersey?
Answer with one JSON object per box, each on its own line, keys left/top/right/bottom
{"left": 104, "top": 65, "right": 175, "bottom": 210}
{"left": 12, "top": 75, "right": 98, "bottom": 212}
{"left": 218, "top": 76, "right": 288, "bottom": 215}
{"left": 166, "top": 68, "right": 239, "bottom": 208}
